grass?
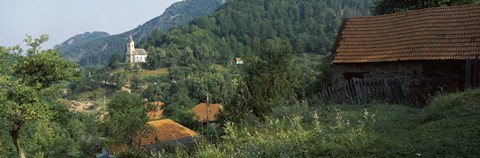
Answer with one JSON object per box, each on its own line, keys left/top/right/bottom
{"left": 146, "top": 89, "right": 480, "bottom": 157}
{"left": 129, "top": 68, "right": 169, "bottom": 79}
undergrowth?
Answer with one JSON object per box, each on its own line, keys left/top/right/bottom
{"left": 144, "top": 89, "right": 480, "bottom": 157}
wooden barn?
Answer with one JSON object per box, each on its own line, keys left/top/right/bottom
{"left": 328, "top": 4, "right": 480, "bottom": 105}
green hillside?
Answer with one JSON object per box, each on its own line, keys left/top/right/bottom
{"left": 141, "top": 0, "right": 372, "bottom": 69}
{"left": 56, "top": 0, "right": 225, "bottom": 66}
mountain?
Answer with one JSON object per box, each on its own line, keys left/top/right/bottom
{"left": 56, "top": 0, "right": 225, "bottom": 66}
{"left": 60, "top": 31, "right": 109, "bottom": 46}
{"left": 140, "top": 0, "right": 372, "bottom": 69}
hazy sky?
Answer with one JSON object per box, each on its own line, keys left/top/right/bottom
{"left": 0, "top": 0, "right": 181, "bottom": 49}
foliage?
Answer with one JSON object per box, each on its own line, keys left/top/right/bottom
{"left": 371, "top": 0, "right": 478, "bottom": 15}
{"left": 417, "top": 89, "right": 480, "bottom": 156}
{"left": 224, "top": 39, "right": 299, "bottom": 118}
{"left": 142, "top": 0, "right": 372, "bottom": 69}
{"left": 148, "top": 89, "right": 480, "bottom": 157}
{"left": 0, "top": 35, "right": 78, "bottom": 158}
{"left": 106, "top": 91, "right": 149, "bottom": 148}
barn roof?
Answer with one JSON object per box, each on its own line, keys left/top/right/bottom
{"left": 332, "top": 4, "right": 480, "bottom": 64}
{"left": 192, "top": 103, "right": 223, "bottom": 123}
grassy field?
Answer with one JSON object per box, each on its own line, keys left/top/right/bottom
{"left": 130, "top": 68, "right": 169, "bottom": 79}
{"left": 148, "top": 89, "right": 480, "bottom": 157}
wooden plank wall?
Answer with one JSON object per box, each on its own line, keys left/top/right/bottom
{"left": 319, "top": 76, "right": 464, "bottom": 106}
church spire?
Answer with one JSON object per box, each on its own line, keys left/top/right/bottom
{"left": 128, "top": 35, "right": 133, "bottom": 42}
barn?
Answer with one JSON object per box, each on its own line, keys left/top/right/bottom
{"left": 329, "top": 4, "right": 480, "bottom": 105}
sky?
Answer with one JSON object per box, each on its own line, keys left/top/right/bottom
{"left": 0, "top": 0, "right": 181, "bottom": 49}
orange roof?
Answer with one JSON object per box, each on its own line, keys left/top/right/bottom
{"left": 145, "top": 101, "right": 164, "bottom": 120}
{"left": 332, "top": 4, "right": 480, "bottom": 64}
{"left": 192, "top": 103, "right": 223, "bottom": 123}
{"left": 140, "top": 119, "right": 198, "bottom": 146}
{"left": 107, "top": 119, "right": 197, "bottom": 155}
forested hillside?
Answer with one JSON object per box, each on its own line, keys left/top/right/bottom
{"left": 56, "top": 0, "right": 224, "bottom": 66}
{"left": 141, "top": 0, "right": 371, "bottom": 69}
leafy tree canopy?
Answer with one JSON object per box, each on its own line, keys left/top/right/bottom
{"left": 0, "top": 35, "right": 78, "bottom": 158}
{"left": 106, "top": 91, "right": 150, "bottom": 149}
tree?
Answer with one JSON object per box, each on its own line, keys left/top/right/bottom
{"left": 227, "top": 39, "right": 299, "bottom": 118}
{"left": 0, "top": 35, "right": 77, "bottom": 158}
{"left": 372, "top": 0, "right": 477, "bottom": 15}
{"left": 105, "top": 91, "right": 150, "bottom": 149}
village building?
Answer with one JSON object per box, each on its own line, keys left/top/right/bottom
{"left": 105, "top": 119, "right": 198, "bottom": 156}
{"left": 329, "top": 4, "right": 480, "bottom": 104}
{"left": 235, "top": 57, "right": 244, "bottom": 64}
{"left": 125, "top": 35, "right": 148, "bottom": 63}
{"left": 192, "top": 103, "right": 223, "bottom": 123}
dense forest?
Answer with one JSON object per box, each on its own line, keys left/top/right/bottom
{"left": 57, "top": 0, "right": 225, "bottom": 66}
{"left": 141, "top": 0, "right": 371, "bottom": 68}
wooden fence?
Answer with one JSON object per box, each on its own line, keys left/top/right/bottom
{"left": 318, "top": 76, "right": 465, "bottom": 106}
{"left": 318, "top": 78, "right": 405, "bottom": 105}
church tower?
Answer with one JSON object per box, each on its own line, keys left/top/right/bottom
{"left": 125, "top": 35, "right": 135, "bottom": 63}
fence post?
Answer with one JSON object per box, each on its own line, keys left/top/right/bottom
{"left": 466, "top": 58, "right": 472, "bottom": 89}
{"left": 353, "top": 78, "right": 365, "bottom": 105}
{"left": 477, "top": 56, "right": 480, "bottom": 89}
{"left": 383, "top": 78, "right": 393, "bottom": 103}
{"left": 473, "top": 56, "right": 478, "bottom": 88}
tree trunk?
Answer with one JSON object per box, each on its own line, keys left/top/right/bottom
{"left": 10, "top": 124, "right": 26, "bottom": 158}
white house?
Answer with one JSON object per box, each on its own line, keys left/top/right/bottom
{"left": 125, "top": 35, "right": 148, "bottom": 63}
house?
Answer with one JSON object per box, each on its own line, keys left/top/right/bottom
{"left": 331, "top": 4, "right": 480, "bottom": 91}
{"left": 235, "top": 57, "right": 244, "bottom": 64}
{"left": 140, "top": 119, "right": 198, "bottom": 150}
{"left": 191, "top": 103, "right": 223, "bottom": 123}
{"left": 125, "top": 35, "right": 148, "bottom": 63}
{"left": 106, "top": 119, "right": 198, "bottom": 156}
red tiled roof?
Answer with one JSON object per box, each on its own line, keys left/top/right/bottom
{"left": 107, "top": 119, "right": 197, "bottom": 155}
{"left": 140, "top": 119, "right": 198, "bottom": 146}
{"left": 192, "top": 103, "right": 223, "bottom": 123}
{"left": 332, "top": 4, "right": 480, "bottom": 63}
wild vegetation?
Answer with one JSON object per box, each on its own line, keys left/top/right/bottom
{"left": 2, "top": 0, "right": 480, "bottom": 157}
{"left": 148, "top": 89, "right": 480, "bottom": 157}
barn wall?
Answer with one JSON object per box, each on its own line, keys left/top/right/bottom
{"left": 332, "top": 62, "right": 423, "bottom": 81}
{"left": 331, "top": 61, "right": 467, "bottom": 105}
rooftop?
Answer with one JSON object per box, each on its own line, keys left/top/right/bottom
{"left": 192, "top": 103, "right": 223, "bottom": 123}
{"left": 332, "top": 4, "right": 480, "bottom": 63}
{"left": 141, "top": 119, "right": 198, "bottom": 146}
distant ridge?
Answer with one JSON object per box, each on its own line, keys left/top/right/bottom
{"left": 56, "top": 0, "right": 224, "bottom": 66}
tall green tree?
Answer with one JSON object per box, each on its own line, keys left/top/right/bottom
{"left": 227, "top": 39, "right": 299, "bottom": 118}
{"left": 0, "top": 35, "right": 77, "bottom": 158}
{"left": 372, "top": 0, "right": 477, "bottom": 15}
{"left": 105, "top": 91, "right": 150, "bottom": 149}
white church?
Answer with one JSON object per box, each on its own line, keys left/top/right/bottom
{"left": 125, "top": 35, "right": 148, "bottom": 63}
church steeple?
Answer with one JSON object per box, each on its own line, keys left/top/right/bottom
{"left": 125, "top": 35, "right": 135, "bottom": 63}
